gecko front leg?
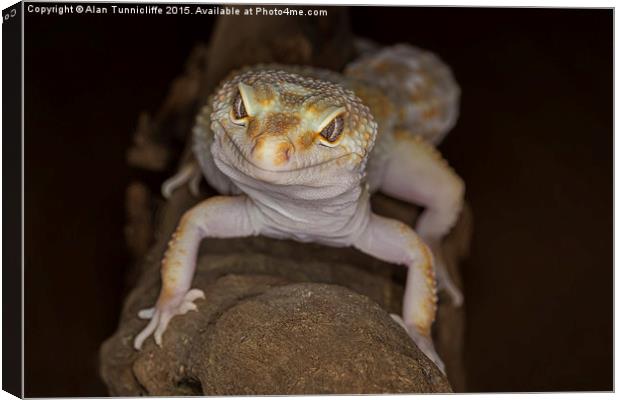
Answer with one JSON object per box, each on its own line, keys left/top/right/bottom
{"left": 353, "top": 213, "right": 444, "bottom": 372}
{"left": 379, "top": 131, "right": 465, "bottom": 306}
{"left": 133, "top": 195, "right": 257, "bottom": 350}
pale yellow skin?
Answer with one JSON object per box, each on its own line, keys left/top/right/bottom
{"left": 136, "top": 45, "right": 464, "bottom": 374}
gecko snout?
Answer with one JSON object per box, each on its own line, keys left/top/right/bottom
{"left": 250, "top": 136, "right": 295, "bottom": 170}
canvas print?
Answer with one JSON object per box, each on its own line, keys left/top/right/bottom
{"left": 3, "top": 1, "right": 612, "bottom": 396}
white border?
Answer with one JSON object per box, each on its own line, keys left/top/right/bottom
{"left": 0, "top": 1, "right": 615, "bottom": 399}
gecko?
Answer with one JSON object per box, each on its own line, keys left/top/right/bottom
{"left": 133, "top": 44, "right": 464, "bottom": 373}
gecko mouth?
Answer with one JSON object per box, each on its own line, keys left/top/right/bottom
{"left": 215, "top": 122, "right": 363, "bottom": 175}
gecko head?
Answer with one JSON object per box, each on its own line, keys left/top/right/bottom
{"left": 209, "top": 69, "right": 377, "bottom": 186}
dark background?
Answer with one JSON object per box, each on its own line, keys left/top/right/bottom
{"left": 24, "top": 5, "right": 612, "bottom": 396}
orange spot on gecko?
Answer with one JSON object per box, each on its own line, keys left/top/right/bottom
{"left": 250, "top": 137, "right": 265, "bottom": 158}
{"left": 422, "top": 106, "right": 439, "bottom": 120}
{"left": 253, "top": 83, "right": 276, "bottom": 106}
{"left": 393, "top": 129, "right": 413, "bottom": 141}
{"left": 280, "top": 92, "right": 308, "bottom": 108}
{"left": 247, "top": 119, "right": 261, "bottom": 139}
{"left": 297, "top": 130, "right": 318, "bottom": 150}
{"left": 353, "top": 84, "right": 394, "bottom": 122}
{"left": 414, "top": 320, "right": 432, "bottom": 338}
{"left": 262, "top": 112, "right": 300, "bottom": 137}
{"left": 305, "top": 103, "right": 320, "bottom": 115}
{"left": 273, "top": 141, "right": 293, "bottom": 166}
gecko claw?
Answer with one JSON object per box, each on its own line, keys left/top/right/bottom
{"left": 133, "top": 288, "right": 205, "bottom": 350}
{"left": 390, "top": 313, "right": 446, "bottom": 374}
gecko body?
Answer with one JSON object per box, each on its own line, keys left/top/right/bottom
{"left": 135, "top": 45, "right": 464, "bottom": 373}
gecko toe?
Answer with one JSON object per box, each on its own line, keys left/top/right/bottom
{"left": 179, "top": 301, "right": 198, "bottom": 314}
{"left": 437, "top": 274, "right": 463, "bottom": 307}
{"left": 154, "top": 312, "right": 174, "bottom": 346}
{"left": 392, "top": 314, "right": 446, "bottom": 374}
{"left": 409, "top": 328, "right": 446, "bottom": 374}
{"left": 138, "top": 307, "right": 155, "bottom": 319}
{"left": 390, "top": 313, "right": 408, "bottom": 330}
{"left": 161, "top": 163, "right": 198, "bottom": 198}
{"left": 185, "top": 288, "right": 205, "bottom": 302}
{"left": 447, "top": 286, "right": 464, "bottom": 307}
{"left": 134, "top": 311, "right": 160, "bottom": 350}
{"left": 135, "top": 288, "right": 205, "bottom": 350}
{"left": 189, "top": 173, "right": 202, "bottom": 196}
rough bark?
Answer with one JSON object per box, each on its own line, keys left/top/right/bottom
{"left": 102, "top": 7, "right": 470, "bottom": 395}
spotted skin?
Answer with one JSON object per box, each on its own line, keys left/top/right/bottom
{"left": 137, "top": 45, "right": 464, "bottom": 374}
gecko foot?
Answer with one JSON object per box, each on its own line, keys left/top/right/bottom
{"left": 133, "top": 288, "right": 205, "bottom": 350}
{"left": 390, "top": 314, "right": 446, "bottom": 374}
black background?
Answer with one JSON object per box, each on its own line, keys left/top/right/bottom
{"left": 23, "top": 5, "right": 612, "bottom": 396}
{"left": 3, "top": 3, "right": 23, "bottom": 398}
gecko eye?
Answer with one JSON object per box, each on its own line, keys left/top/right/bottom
{"left": 319, "top": 115, "right": 344, "bottom": 143}
{"left": 232, "top": 91, "right": 248, "bottom": 120}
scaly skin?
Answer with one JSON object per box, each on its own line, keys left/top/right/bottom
{"left": 139, "top": 45, "right": 465, "bottom": 373}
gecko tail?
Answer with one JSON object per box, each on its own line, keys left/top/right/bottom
{"left": 345, "top": 43, "right": 460, "bottom": 146}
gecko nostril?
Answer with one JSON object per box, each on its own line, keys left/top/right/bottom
{"left": 250, "top": 137, "right": 295, "bottom": 169}
{"left": 276, "top": 141, "right": 294, "bottom": 166}
{"left": 283, "top": 143, "right": 293, "bottom": 160}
